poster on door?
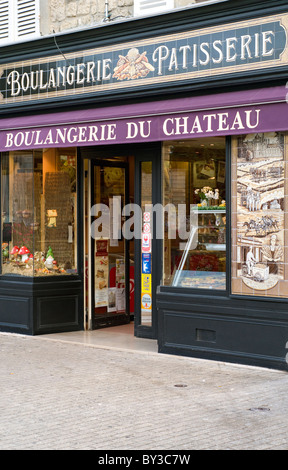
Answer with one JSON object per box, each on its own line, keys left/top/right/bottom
{"left": 109, "top": 196, "right": 121, "bottom": 247}
{"left": 95, "top": 239, "right": 109, "bottom": 307}
{"left": 108, "top": 287, "right": 117, "bottom": 313}
{"left": 116, "top": 258, "right": 126, "bottom": 312}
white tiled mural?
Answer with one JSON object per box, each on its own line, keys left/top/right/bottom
{"left": 232, "top": 132, "right": 286, "bottom": 297}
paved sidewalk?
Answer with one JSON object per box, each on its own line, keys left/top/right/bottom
{"left": 0, "top": 331, "right": 288, "bottom": 450}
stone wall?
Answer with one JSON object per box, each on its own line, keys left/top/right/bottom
{"left": 40, "top": 0, "right": 203, "bottom": 36}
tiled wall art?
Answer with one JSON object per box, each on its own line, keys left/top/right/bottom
{"left": 232, "top": 132, "right": 288, "bottom": 298}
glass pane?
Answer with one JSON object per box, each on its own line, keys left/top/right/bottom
{"left": 162, "top": 138, "right": 226, "bottom": 290}
{"left": 232, "top": 132, "right": 287, "bottom": 298}
{"left": 41, "top": 149, "right": 77, "bottom": 276}
{"left": 1, "top": 148, "right": 77, "bottom": 276}
{"left": 141, "top": 161, "right": 152, "bottom": 326}
{"left": 1, "top": 151, "right": 34, "bottom": 276}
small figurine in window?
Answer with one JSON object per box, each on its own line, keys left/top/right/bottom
{"left": 246, "top": 247, "right": 256, "bottom": 276}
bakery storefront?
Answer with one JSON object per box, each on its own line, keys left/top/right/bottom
{"left": 1, "top": 0, "right": 288, "bottom": 370}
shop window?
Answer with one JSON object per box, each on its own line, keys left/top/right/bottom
{"left": 162, "top": 138, "right": 226, "bottom": 290}
{"left": 1, "top": 148, "right": 77, "bottom": 276}
{"left": 231, "top": 132, "right": 288, "bottom": 298}
{"left": 0, "top": 0, "right": 40, "bottom": 45}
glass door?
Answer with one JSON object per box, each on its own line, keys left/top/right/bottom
{"left": 90, "top": 161, "right": 130, "bottom": 329}
{"left": 134, "top": 146, "right": 162, "bottom": 339}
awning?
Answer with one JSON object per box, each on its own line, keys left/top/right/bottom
{"left": 0, "top": 86, "right": 287, "bottom": 151}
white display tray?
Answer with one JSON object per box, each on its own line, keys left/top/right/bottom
{"left": 205, "top": 243, "right": 226, "bottom": 251}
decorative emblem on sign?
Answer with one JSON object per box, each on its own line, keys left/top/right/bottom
{"left": 113, "top": 48, "right": 155, "bottom": 81}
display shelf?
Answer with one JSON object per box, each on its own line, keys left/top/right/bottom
{"left": 195, "top": 209, "right": 226, "bottom": 214}
{"left": 205, "top": 243, "right": 226, "bottom": 251}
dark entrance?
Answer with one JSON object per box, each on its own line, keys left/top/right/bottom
{"left": 90, "top": 159, "right": 130, "bottom": 329}
{"left": 83, "top": 144, "right": 162, "bottom": 339}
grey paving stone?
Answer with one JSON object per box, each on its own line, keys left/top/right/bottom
{"left": 0, "top": 332, "right": 288, "bottom": 450}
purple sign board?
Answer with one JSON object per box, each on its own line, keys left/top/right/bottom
{"left": 0, "top": 101, "right": 287, "bottom": 151}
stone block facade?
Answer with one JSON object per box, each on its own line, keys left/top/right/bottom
{"left": 40, "top": 0, "right": 202, "bottom": 35}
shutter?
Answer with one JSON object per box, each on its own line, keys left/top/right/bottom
{"left": 0, "top": 0, "right": 39, "bottom": 44}
{"left": 0, "top": 0, "right": 9, "bottom": 41}
{"left": 134, "top": 0, "right": 174, "bottom": 17}
{"left": 17, "top": 0, "right": 39, "bottom": 38}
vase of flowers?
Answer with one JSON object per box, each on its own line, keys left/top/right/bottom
{"left": 195, "top": 186, "right": 219, "bottom": 207}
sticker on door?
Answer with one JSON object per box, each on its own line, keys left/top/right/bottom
{"left": 141, "top": 293, "right": 152, "bottom": 310}
{"left": 142, "top": 233, "right": 151, "bottom": 253}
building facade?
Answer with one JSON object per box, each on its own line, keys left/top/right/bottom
{"left": 0, "top": 0, "right": 207, "bottom": 43}
{"left": 1, "top": 0, "right": 288, "bottom": 371}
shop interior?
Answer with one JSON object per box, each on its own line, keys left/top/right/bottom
{"left": 162, "top": 137, "right": 227, "bottom": 291}
{"left": 84, "top": 155, "right": 137, "bottom": 332}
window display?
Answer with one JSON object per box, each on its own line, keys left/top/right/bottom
{"left": 1, "top": 149, "right": 77, "bottom": 276}
{"left": 162, "top": 138, "right": 226, "bottom": 290}
{"left": 232, "top": 132, "right": 288, "bottom": 298}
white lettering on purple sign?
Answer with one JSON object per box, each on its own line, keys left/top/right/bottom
{"left": 4, "top": 109, "right": 261, "bottom": 149}
{"left": 5, "top": 123, "right": 118, "bottom": 148}
{"left": 162, "top": 109, "right": 261, "bottom": 136}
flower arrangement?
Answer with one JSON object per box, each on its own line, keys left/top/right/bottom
{"left": 195, "top": 186, "right": 219, "bottom": 201}
{"left": 195, "top": 187, "right": 225, "bottom": 210}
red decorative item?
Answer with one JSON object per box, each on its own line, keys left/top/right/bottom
{"left": 189, "top": 254, "right": 219, "bottom": 272}
{"left": 18, "top": 246, "right": 30, "bottom": 262}
{"left": 10, "top": 246, "right": 19, "bottom": 256}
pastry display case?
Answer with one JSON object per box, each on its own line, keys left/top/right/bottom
{"left": 171, "top": 209, "right": 226, "bottom": 290}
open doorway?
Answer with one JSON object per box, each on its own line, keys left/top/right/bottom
{"left": 82, "top": 145, "right": 161, "bottom": 340}
{"left": 83, "top": 155, "right": 134, "bottom": 330}
{"left": 91, "top": 157, "right": 133, "bottom": 329}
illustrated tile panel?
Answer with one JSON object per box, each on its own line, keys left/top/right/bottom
{"left": 231, "top": 178, "right": 237, "bottom": 194}
{"left": 240, "top": 281, "right": 253, "bottom": 295}
{"left": 279, "top": 280, "right": 288, "bottom": 297}
{"left": 231, "top": 132, "right": 288, "bottom": 297}
{"left": 232, "top": 278, "right": 242, "bottom": 294}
